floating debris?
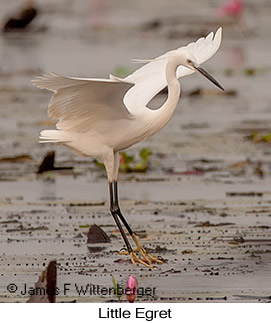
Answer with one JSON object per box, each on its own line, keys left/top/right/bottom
{"left": 228, "top": 159, "right": 265, "bottom": 179}
{"left": 226, "top": 191, "right": 263, "bottom": 197}
{"left": 0, "top": 154, "right": 32, "bottom": 163}
{"left": 194, "top": 221, "right": 235, "bottom": 227}
{"left": 2, "top": 0, "right": 38, "bottom": 33}
{"left": 166, "top": 168, "right": 204, "bottom": 176}
{"left": 188, "top": 87, "right": 237, "bottom": 97}
{"left": 87, "top": 246, "right": 106, "bottom": 253}
{"left": 216, "top": 236, "right": 271, "bottom": 245}
{"left": 70, "top": 201, "right": 105, "bottom": 207}
{"left": 6, "top": 224, "right": 48, "bottom": 233}
{"left": 233, "top": 294, "right": 271, "bottom": 301}
{"left": 87, "top": 224, "right": 111, "bottom": 244}
{"left": 181, "top": 249, "right": 193, "bottom": 254}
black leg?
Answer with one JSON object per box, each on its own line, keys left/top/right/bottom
{"left": 109, "top": 181, "right": 164, "bottom": 267}
{"left": 109, "top": 182, "right": 132, "bottom": 253}
{"left": 113, "top": 181, "right": 134, "bottom": 236}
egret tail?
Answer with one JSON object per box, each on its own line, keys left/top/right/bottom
{"left": 39, "top": 130, "right": 69, "bottom": 143}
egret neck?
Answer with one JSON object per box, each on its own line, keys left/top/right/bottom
{"left": 148, "top": 55, "right": 181, "bottom": 135}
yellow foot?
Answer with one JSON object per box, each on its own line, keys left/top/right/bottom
{"left": 118, "top": 234, "right": 164, "bottom": 268}
{"left": 118, "top": 250, "right": 154, "bottom": 268}
{"left": 131, "top": 233, "right": 164, "bottom": 265}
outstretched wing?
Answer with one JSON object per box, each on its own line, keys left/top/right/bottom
{"left": 32, "top": 73, "right": 134, "bottom": 132}
{"left": 119, "top": 27, "right": 222, "bottom": 109}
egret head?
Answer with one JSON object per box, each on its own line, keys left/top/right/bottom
{"left": 178, "top": 50, "right": 224, "bottom": 91}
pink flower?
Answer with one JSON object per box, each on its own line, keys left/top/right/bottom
{"left": 218, "top": 0, "right": 243, "bottom": 17}
{"left": 126, "top": 275, "right": 137, "bottom": 303}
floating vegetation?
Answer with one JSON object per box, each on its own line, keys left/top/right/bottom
{"left": 247, "top": 131, "right": 271, "bottom": 143}
{"left": 95, "top": 148, "right": 151, "bottom": 173}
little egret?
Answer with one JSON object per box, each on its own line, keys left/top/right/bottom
{"left": 32, "top": 27, "right": 224, "bottom": 268}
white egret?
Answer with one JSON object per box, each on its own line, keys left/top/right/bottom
{"left": 32, "top": 27, "right": 224, "bottom": 268}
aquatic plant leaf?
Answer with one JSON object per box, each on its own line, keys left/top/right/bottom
{"left": 87, "top": 224, "right": 110, "bottom": 243}
{"left": 94, "top": 160, "right": 105, "bottom": 170}
{"left": 27, "top": 260, "right": 57, "bottom": 303}
{"left": 37, "top": 151, "right": 73, "bottom": 174}
{"left": 133, "top": 161, "right": 148, "bottom": 172}
{"left": 112, "top": 275, "right": 121, "bottom": 302}
{"left": 112, "top": 66, "right": 131, "bottom": 78}
{"left": 119, "top": 152, "right": 134, "bottom": 173}
{"left": 139, "top": 148, "right": 151, "bottom": 161}
{"left": 120, "top": 152, "right": 134, "bottom": 164}
{"left": 37, "top": 151, "right": 55, "bottom": 173}
{"left": 260, "top": 134, "right": 271, "bottom": 142}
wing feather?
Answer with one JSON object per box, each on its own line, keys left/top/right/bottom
{"left": 32, "top": 74, "right": 134, "bottom": 132}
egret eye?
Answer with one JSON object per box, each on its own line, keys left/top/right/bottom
{"left": 187, "top": 59, "right": 192, "bottom": 65}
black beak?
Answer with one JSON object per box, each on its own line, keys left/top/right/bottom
{"left": 194, "top": 65, "right": 224, "bottom": 91}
